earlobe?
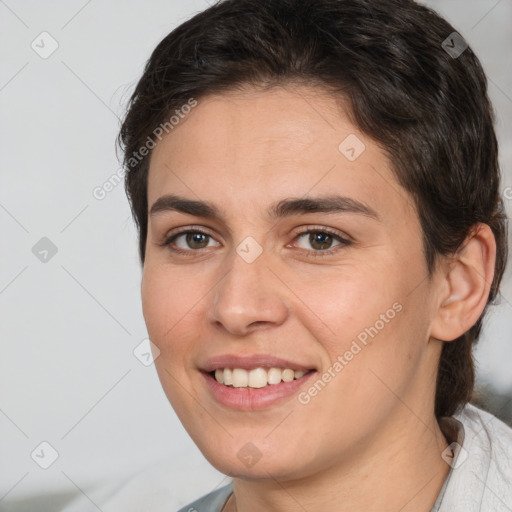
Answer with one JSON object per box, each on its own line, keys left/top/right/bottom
{"left": 430, "top": 224, "right": 497, "bottom": 342}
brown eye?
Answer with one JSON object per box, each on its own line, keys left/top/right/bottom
{"left": 308, "top": 232, "right": 335, "bottom": 250}
{"left": 292, "top": 227, "right": 352, "bottom": 258}
{"left": 163, "top": 229, "right": 220, "bottom": 253}
{"left": 183, "top": 232, "right": 210, "bottom": 249}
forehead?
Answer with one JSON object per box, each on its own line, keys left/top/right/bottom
{"left": 146, "top": 84, "right": 415, "bottom": 225}
{"left": 149, "top": 85, "right": 348, "bottom": 175}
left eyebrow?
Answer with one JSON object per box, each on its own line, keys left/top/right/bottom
{"left": 149, "top": 194, "right": 380, "bottom": 222}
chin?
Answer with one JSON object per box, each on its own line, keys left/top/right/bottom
{"left": 195, "top": 439, "right": 315, "bottom": 482}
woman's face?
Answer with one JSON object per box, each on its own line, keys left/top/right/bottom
{"left": 141, "top": 84, "right": 443, "bottom": 480}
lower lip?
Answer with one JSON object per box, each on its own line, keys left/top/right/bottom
{"left": 201, "top": 371, "right": 317, "bottom": 411}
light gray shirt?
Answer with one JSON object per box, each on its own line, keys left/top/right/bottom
{"left": 177, "top": 403, "right": 512, "bottom": 512}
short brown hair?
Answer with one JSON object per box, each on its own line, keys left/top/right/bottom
{"left": 117, "top": 0, "right": 509, "bottom": 418}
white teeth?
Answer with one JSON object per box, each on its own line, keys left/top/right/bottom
{"left": 213, "top": 367, "right": 310, "bottom": 388}
{"left": 223, "top": 368, "right": 233, "bottom": 386}
{"left": 248, "top": 368, "right": 268, "bottom": 388}
{"left": 232, "top": 368, "right": 248, "bottom": 388}
{"left": 267, "top": 367, "right": 282, "bottom": 385}
{"left": 282, "top": 369, "right": 294, "bottom": 382}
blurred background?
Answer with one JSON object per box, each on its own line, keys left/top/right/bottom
{"left": 0, "top": 1, "right": 510, "bottom": 511}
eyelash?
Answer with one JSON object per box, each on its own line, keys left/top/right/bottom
{"left": 160, "top": 225, "right": 352, "bottom": 259}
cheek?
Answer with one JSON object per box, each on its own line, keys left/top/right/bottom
{"left": 290, "top": 258, "right": 423, "bottom": 397}
{"left": 141, "top": 267, "right": 200, "bottom": 410}
{"left": 289, "top": 258, "right": 402, "bottom": 348}
{"left": 141, "top": 268, "right": 167, "bottom": 340}
{"left": 141, "top": 266, "right": 189, "bottom": 354}
{"left": 141, "top": 264, "right": 216, "bottom": 369}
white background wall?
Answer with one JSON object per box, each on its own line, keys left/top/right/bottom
{"left": 0, "top": 1, "right": 510, "bottom": 511}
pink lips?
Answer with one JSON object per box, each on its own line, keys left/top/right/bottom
{"left": 199, "top": 354, "right": 317, "bottom": 411}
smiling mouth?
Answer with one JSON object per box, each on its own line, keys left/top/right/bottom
{"left": 209, "top": 367, "right": 315, "bottom": 389}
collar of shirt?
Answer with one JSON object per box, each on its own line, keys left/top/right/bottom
{"left": 430, "top": 403, "right": 512, "bottom": 512}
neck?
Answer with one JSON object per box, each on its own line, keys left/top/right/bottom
{"left": 224, "top": 410, "right": 451, "bottom": 512}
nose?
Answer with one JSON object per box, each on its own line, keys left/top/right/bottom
{"left": 206, "top": 246, "right": 289, "bottom": 336}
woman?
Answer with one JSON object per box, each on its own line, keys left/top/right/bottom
{"left": 117, "top": 0, "right": 512, "bottom": 510}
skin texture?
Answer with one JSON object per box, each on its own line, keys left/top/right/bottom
{"left": 141, "top": 84, "right": 496, "bottom": 512}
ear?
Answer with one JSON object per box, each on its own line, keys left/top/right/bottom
{"left": 430, "top": 223, "right": 497, "bottom": 342}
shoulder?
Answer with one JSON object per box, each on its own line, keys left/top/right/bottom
{"left": 457, "top": 402, "right": 512, "bottom": 462}
{"left": 176, "top": 483, "right": 233, "bottom": 512}
{"left": 439, "top": 402, "right": 512, "bottom": 512}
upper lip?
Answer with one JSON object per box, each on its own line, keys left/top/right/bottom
{"left": 200, "top": 354, "right": 316, "bottom": 373}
